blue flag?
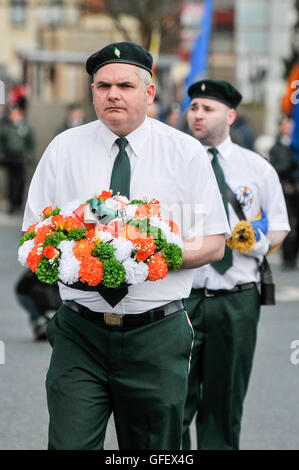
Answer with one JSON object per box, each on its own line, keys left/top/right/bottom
{"left": 181, "top": 0, "right": 213, "bottom": 112}
{"left": 290, "top": 96, "right": 299, "bottom": 177}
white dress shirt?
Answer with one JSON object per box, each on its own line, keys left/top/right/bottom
{"left": 22, "top": 117, "right": 230, "bottom": 313}
{"left": 192, "top": 136, "right": 290, "bottom": 290}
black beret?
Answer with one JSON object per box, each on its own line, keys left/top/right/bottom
{"left": 188, "top": 79, "right": 242, "bottom": 108}
{"left": 86, "top": 41, "right": 153, "bottom": 77}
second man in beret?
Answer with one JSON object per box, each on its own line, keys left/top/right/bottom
{"left": 182, "top": 79, "right": 290, "bottom": 450}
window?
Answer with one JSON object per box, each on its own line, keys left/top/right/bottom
{"left": 10, "top": 0, "right": 27, "bottom": 27}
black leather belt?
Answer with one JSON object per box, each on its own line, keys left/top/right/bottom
{"left": 192, "top": 282, "right": 256, "bottom": 298}
{"left": 63, "top": 300, "right": 184, "bottom": 329}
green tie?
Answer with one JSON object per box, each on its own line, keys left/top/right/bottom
{"left": 110, "top": 137, "right": 131, "bottom": 199}
{"left": 208, "top": 147, "right": 233, "bottom": 274}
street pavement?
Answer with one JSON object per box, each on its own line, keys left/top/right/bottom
{"left": 0, "top": 210, "right": 298, "bottom": 450}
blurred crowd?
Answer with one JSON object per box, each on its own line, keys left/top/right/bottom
{"left": 0, "top": 83, "right": 298, "bottom": 340}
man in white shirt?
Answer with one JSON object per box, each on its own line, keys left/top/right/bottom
{"left": 182, "top": 79, "right": 290, "bottom": 450}
{"left": 22, "top": 43, "right": 229, "bottom": 450}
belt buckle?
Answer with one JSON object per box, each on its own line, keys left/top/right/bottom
{"left": 104, "top": 313, "right": 123, "bottom": 327}
{"left": 204, "top": 288, "right": 215, "bottom": 297}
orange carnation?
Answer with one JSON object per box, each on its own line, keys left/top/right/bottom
{"left": 43, "top": 245, "right": 60, "bottom": 260}
{"left": 135, "top": 201, "right": 160, "bottom": 218}
{"left": 64, "top": 216, "right": 83, "bottom": 231}
{"left": 73, "top": 239, "right": 96, "bottom": 260}
{"left": 164, "top": 219, "right": 180, "bottom": 235}
{"left": 34, "top": 225, "right": 53, "bottom": 245}
{"left": 51, "top": 214, "right": 66, "bottom": 231}
{"left": 98, "top": 190, "right": 112, "bottom": 201}
{"left": 134, "top": 237, "right": 156, "bottom": 261}
{"left": 79, "top": 257, "right": 103, "bottom": 286}
{"left": 84, "top": 229, "right": 97, "bottom": 242}
{"left": 125, "top": 225, "right": 146, "bottom": 242}
{"left": 147, "top": 253, "right": 168, "bottom": 281}
{"left": 108, "top": 221, "right": 143, "bottom": 241}
{"left": 42, "top": 206, "right": 53, "bottom": 217}
{"left": 146, "top": 200, "right": 160, "bottom": 217}
{"left": 25, "top": 223, "right": 37, "bottom": 234}
{"left": 27, "top": 247, "right": 42, "bottom": 273}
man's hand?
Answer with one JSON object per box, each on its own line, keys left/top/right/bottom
{"left": 245, "top": 230, "right": 270, "bottom": 262}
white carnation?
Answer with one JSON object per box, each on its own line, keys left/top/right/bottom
{"left": 149, "top": 217, "right": 171, "bottom": 237}
{"left": 166, "top": 232, "right": 184, "bottom": 250}
{"left": 58, "top": 239, "right": 76, "bottom": 255}
{"left": 149, "top": 216, "right": 184, "bottom": 249}
{"left": 18, "top": 239, "right": 35, "bottom": 266}
{"left": 115, "top": 195, "right": 129, "bottom": 205}
{"left": 57, "top": 240, "right": 80, "bottom": 284}
{"left": 36, "top": 217, "right": 53, "bottom": 230}
{"left": 112, "top": 238, "right": 133, "bottom": 262}
{"left": 105, "top": 198, "right": 119, "bottom": 211}
{"left": 123, "top": 204, "right": 139, "bottom": 221}
{"left": 123, "top": 257, "right": 149, "bottom": 285}
{"left": 97, "top": 230, "right": 113, "bottom": 244}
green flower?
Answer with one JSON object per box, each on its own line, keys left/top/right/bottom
{"left": 129, "top": 199, "right": 146, "bottom": 206}
{"left": 127, "top": 218, "right": 139, "bottom": 227}
{"left": 19, "top": 231, "right": 35, "bottom": 247}
{"left": 137, "top": 218, "right": 149, "bottom": 234}
{"left": 92, "top": 243, "right": 115, "bottom": 260}
{"left": 148, "top": 225, "right": 166, "bottom": 239}
{"left": 36, "top": 258, "right": 59, "bottom": 284}
{"left": 128, "top": 218, "right": 150, "bottom": 234}
{"left": 67, "top": 228, "right": 87, "bottom": 241}
{"left": 102, "top": 258, "right": 126, "bottom": 288}
{"left": 43, "top": 231, "right": 67, "bottom": 247}
{"left": 155, "top": 237, "right": 167, "bottom": 252}
{"left": 162, "top": 243, "right": 183, "bottom": 271}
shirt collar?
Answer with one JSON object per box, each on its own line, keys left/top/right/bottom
{"left": 205, "top": 135, "right": 233, "bottom": 161}
{"left": 125, "top": 117, "right": 150, "bottom": 157}
{"left": 98, "top": 117, "right": 150, "bottom": 157}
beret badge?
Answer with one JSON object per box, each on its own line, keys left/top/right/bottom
{"left": 114, "top": 47, "right": 120, "bottom": 59}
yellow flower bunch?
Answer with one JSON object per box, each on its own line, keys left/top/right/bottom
{"left": 226, "top": 220, "right": 256, "bottom": 254}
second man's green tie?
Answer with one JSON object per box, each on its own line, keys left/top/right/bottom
{"left": 110, "top": 137, "right": 131, "bottom": 199}
{"left": 208, "top": 147, "right": 233, "bottom": 274}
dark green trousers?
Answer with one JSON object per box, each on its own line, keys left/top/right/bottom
{"left": 182, "top": 286, "right": 260, "bottom": 450}
{"left": 46, "top": 303, "right": 193, "bottom": 450}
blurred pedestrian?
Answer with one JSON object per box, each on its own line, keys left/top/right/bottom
{"left": 146, "top": 98, "right": 161, "bottom": 120}
{"left": 15, "top": 269, "right": 62, "bottom": 341}
{"left": 182, "top": 79, "right": 290, "bottom": 450}
{"left": 230, "top": 114, "right": 256, "bottom": 150}
{"left": 55, "top": 103, "right": 86, "bottom": 135}
{"left": 0, "top": 104, "right": 35, "bottom": 214}
{"left": 165, "top": 102, "right": 181, "bottom": 129}
{"left": 269, "top": 116, "right": 299, "bottom": 269}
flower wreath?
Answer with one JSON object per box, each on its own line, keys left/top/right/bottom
{"left": 18, "top": 191, "right": 184, "bottom": 301}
